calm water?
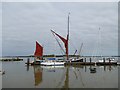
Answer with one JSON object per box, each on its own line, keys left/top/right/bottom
{"left": 2, "top": 57, "right": 119, "bottom": 88}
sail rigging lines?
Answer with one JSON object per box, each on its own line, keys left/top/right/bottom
{"left": 69, "top": 39, "right": 77, "bottom": 54}
{"left": 51, "top": 29, "right": 66, "bottom": 55}
{"left": 99, "top": 27, "right": 102, "bottom": 58}
{"left": 91, "top": 27, "right": 102, "bottom": 58}
{"left": 78, "top": 43, "right": 83, "bottom": 56}
{"left": 51, "top": 29, "right": 69, "bottom": 59}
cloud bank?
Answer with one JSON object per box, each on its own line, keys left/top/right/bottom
{"left": 2, "top": 2, "right": 118, "bottom": 56}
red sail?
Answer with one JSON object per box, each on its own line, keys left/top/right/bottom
{"left": 34, "top": 41, "right": 43, "bottom": 57}
{"left": 51, "top": 30, "right": 68, "bottom": 59}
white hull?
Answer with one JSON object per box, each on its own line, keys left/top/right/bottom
{"left": 41, "top": 61, "right": 65, "bottom": 66}
{"left": 41, "top": 65, "right": 64, "bottom": 69}
{"left": 98, "top": 59, "right": 116, "bottom": 63}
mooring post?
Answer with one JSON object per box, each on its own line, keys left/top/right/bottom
{"left": 27, "top": 58, "right": 30, "bottom": 65}
{"left": 109, "top": 58, "right": 111, "bottom": 64}
{"left": 104, "top": 65, "right": 106, "bottom": 71}
{"left": 90, "top": 58, "right": 91, "bottom": 64}
{"left": 103, "top": 58, "right": 105, "bottom": 64}
{"left": 85, "top": 58, "right": 86, "bottom": 64}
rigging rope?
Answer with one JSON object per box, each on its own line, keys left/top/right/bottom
{"left": 69, "top": 39, "right": 78, "bottom": 55}
{"left": 51, "top": 30, "right": 66, "bottom": 55}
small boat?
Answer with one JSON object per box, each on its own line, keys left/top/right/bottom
{"left": 98, "top": 59, "right": 117, "bottom": 63}
{"left": 70, "top": 43, "right": 84, "bottom": 62}
{"left": 67, "top": 58, "right": 83, "bottom": 62}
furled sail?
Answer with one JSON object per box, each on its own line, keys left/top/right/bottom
{"left": 34, "top": 41, "right": 43, "bottom": 58}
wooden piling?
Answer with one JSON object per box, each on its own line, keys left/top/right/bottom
{"left": 109, "top": 58, "right": 111, "bottom": 64}
{"left": 103, "top": 58, "right": 105, "bottom": 64}
{"left": 85, "top": 58, "right": 86, "bottom": 65}
{"left": 90, "top": 58, "right": 92, "bottom": 63}
{"left": 27, "top": 58, "right": 30, "bottom": 65}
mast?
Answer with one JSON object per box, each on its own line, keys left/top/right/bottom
{"left": 66, "top": 12, "right": 70, "bottom": 60}
{"left": 99, "top": 27, "right": 102, "bottom": 58}
{"left": 67, "top": 12, "right": 70, "bottom": 40}
{"left": 50, "top": 13, "right": 70, "bottom": 60}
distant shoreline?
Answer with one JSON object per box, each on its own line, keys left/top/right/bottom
{"left": 1, "top": 55, "right": 120, "bottom": 58}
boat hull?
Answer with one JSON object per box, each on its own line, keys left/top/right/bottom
{"left": 40, "top": 62, "right": 65, "bottom": 66}
{"left": 66, "top": 58, "right": 83, "bottom": 63}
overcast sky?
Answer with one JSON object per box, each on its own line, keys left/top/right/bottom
{"left": 2, "top": 2, "right": 118, "bottom": 56}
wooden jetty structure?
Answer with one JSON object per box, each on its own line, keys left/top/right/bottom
{"left": 96, "top": 62, "right": 117, "bottom": 65}
{"left": 26, "top": 56, "right": 119, "bottom": 66}
{"left": 0, "top": 57, "right": 23, "bottom": 61}
{"left": 64, "top": 62, "right": 95, "bottom": 66}
{"left": 64, "top": 57, "right": 118, "bottom": 66}
{"left": 96, "top": 58, "right": 117, "bottom": 65}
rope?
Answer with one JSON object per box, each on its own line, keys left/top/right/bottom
{"left": 51, "top": 30, "right": 66, "bottom": 55}
{"left": 69, "top": 39, "right": 78, "bottom": 55}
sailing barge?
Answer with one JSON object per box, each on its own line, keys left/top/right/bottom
{"left": 26, "top": 41, "right": 65, "bottom": 66}
{"left": 50, "top": 13, "right": 83, "bottom": 63}
{"left": 25, "top": 13, "right": 118, "bottom": 66}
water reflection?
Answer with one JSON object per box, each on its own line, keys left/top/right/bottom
{"left": 89, "top": 66, "right": 96, "bottom": 73}
{"left": 25, "top": 65, "right": 118, "bottom": 88}
{"left": 33, "top": 66, "right": 43, "bottom": 86}
{"left": 26, "top": 65, "right": 29, "bottom": 71}
{"left": 62, "top": 66, "right": 69, "bottom": 89}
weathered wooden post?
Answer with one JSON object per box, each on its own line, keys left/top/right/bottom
{"left": 27, "top": 58, "right": 30, "bottom": 65}
{"left": 103, "top": 58, "right": 105, "bottom": 64}
{"left": 90, "top": 58, "right": 92, "bottom": 64}
{"left": 85, "top": 58, "right": 86, "bottom": 65}
{"left": 109, "top": 58, "right": 111, "bottom": 65}
{"left": 104, "top": 65, "right": 106, "bottom": 71}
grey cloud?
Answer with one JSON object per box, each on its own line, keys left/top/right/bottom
{"left": 2, "top": 2, "right": 118, "bottom": 56}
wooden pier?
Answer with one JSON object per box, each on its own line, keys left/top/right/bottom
{"left": 64, "top": 62, "right": 95, "bottom": 66}
{"left": 0, "top": 58, "right": 23, "bottom": 61}
{"left": 25, "top": 57, "right": 119, "bottom": 66}
{"left": 96, "top": 62, "right": 117, "bottom": 65}
{"left": 25, "top": 58, "right": 41, "bottom": 65}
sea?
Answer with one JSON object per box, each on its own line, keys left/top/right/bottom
{"left": 1, "top": 57, "right": 119, "bottom": 88}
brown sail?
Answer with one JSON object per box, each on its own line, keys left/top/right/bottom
{"left": 50, "top": 13, "right": 70, "bottom": 60}
{"left": 51, "top": 30, "right": 69, "bottom": 60}
{"left": 34, "top": 41, "right": 43, "bottom": 59}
